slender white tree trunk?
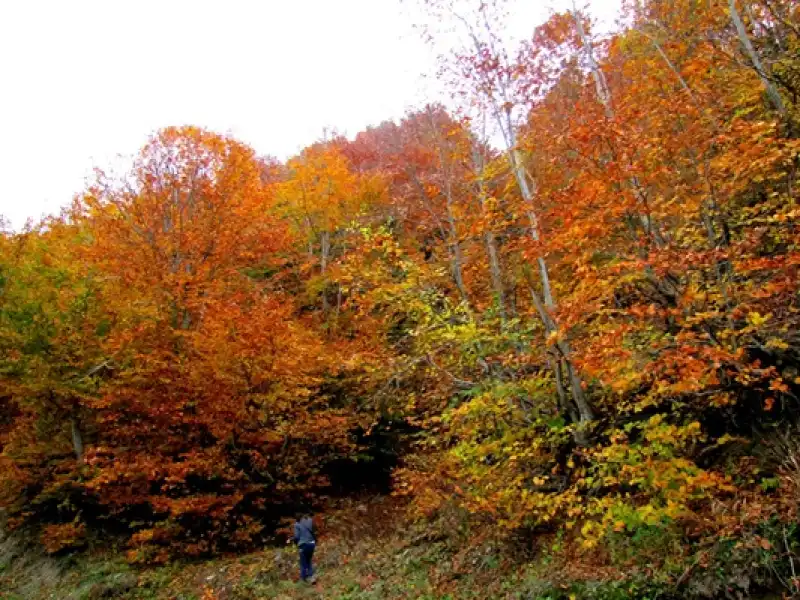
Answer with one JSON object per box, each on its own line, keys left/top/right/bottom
{"left": 729, "top": 0, "right": 787, "bottom": 116}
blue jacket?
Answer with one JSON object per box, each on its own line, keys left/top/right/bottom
{"left": 293, "top": 517, "right": 315, "bottom": 546}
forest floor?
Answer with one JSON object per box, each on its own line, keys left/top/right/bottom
{"left": 0, "top": 496, "right": 787, "bottom": 600}
{"left": 0, "top": 496, "right": 623, "bottom": 600}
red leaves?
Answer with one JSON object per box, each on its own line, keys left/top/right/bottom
{"left": 0, "top": 128, "right": 374, "bottom": 561}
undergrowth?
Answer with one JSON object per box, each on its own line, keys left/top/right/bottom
{"left": 1, "top": 496, "right": 797, "bottom": 600}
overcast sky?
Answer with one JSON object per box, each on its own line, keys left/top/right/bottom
{"left": 0, "top": 0, "right": 620, "bottom": 230}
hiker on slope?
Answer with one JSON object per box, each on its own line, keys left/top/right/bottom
{"left": 292, "top": 512, "right": 316, "bottom": 582}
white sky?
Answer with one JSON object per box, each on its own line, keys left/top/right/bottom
{"left": 0, "top": 0, "right": 620, "bottom": 230}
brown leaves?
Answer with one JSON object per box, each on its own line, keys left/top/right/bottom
{"left": 41, "top": 522, "right": 87, "bottom": 555}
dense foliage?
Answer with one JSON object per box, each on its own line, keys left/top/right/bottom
{"left": 2, "top": 0, "right": 800, "bottom": 594}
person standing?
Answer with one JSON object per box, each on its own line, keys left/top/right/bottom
{"left": 292, "top": 512, "right": 316, "bottom": 582}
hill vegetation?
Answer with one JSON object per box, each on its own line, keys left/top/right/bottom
{"left": 2, "top": 0, "right": 800, "bottom": 597}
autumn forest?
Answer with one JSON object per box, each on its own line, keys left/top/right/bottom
{"left": 3, "top": 0, "right": 800, "bottom": 597}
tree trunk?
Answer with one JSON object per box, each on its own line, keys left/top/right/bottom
{"left": 444, "top": 189, "right": 469, "bottom": 304}
{"left": 463, "top": 28, "right": 555, "bottom": 309}
{"left": 729, "top": 0, "right": 787, "bottom": 117}
{"left": 305, "top": 216, "right": 314, "bottom": 261}
{"left": 484, "top": 230, "right": 506, "bottom": 316}
{"left": 508, "top": 147, "right": 555, "bottom": 308}
{"left": 321, "top": 230, "right": 331, "bottom": 313}
{"left": 573, "top": 4, "right": 666, "bottom": 249}
{"left": 561, "top": 348, "right": 594, "bottom": 424}
{"left": 472, "top": 146, "right": 507, "bottom": 320}
{"left": 551, "top": 356, "right": 578, "bottom": 423}
{"left": 70, "top": 416, "right": 84, "bottom": 463}
{"left": 572, "top": 0, "right": 613, "bottom": 116}
{"left": 427, "top": 110, "right": 469, "bottom": 305}
{"left": 407, "top": 161, "right": 468, "bottom": 304}
{"left": 455, "top": 9, "right": 592, "bottom": 439}
{"left": 528, "top": 285, "right": 595, "bottom": 435}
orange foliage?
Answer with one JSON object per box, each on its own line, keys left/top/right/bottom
{"left": 2, "top": 3, "right": 800, "bottom": 586}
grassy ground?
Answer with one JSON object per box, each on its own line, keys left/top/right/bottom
{"left": 0, "top": 531, "right": 576, "bottom": 600}
{"left": 0, "top": 497, "right": 788, "bottom": 599}
{"left": 0, "top": 497, "right": 586, "bottom": 600}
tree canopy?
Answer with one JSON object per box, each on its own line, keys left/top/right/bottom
{"left": 2, "top": 1, "right": 800, "bottom": 593}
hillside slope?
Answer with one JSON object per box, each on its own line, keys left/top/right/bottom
{"left": 1, "top": 497, "right": 792, "bottom": 600}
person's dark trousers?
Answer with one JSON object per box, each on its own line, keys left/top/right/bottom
{"left": 298, "top": 542, "right": 315, "bottom": 581}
